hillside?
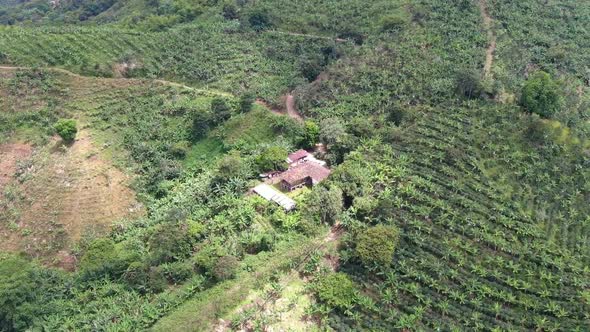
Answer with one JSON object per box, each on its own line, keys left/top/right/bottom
{"left": 1, "top": 0, "right": 589, "bottom": 331}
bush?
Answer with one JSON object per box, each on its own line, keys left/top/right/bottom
{"left": 239, "top": 92, "right": 256, "bottom": 113}
{"left": 313, "top": 272, "right": 356, "bottom": 310}
{"left": 122, "top": 261, "right": 150, "bottom": 292}
{"left": 212, "top": 255, "right": 239, "bottom": 281}
{"left": 161, "top": 260, "right": 195, "bottom": 284}
{"left": 210, "top": 97, "right": 233, "bottom": 124}
{"left": 355, "top": 225, "right": 399, "bottom": 267}
{"left": 380, "top": 13, "right": 408, "bottom": 33}
{"left": 520, "top": 71, "right": 562, "bottom": 118}
{"left": 54, "top": 119, "right": 77, "bottom": 142}
{"left": 222, "top": 3, "right": 239, "bottom": 20}
{"left": 148, "top": 223, "right": 192, "bottom": 265}
{"left": 79, "top": 238, "right": 130, "bottom": 279}
{"left": 248, "top": 9, "right": 272, "bottom": 31}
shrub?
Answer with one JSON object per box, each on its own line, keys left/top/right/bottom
{"left": 520, "top": 71, "right": 562, "bottom": 118}
{"left": 210, "top": 97, "right": 233, "bottom": 124}
{"left": 79, "top": 238, "right": 129, "bottom": 278}
{"left": 355, "top": 225, "right": 400, "bottom": 267}
{"left": 123, "top": 261, "right": 149, "bottom": 292}
{"left": 54, "top": 119, "right": 77, "bottom": 142}
{"left": 222, "top": 3, "right": 239, "bottom": 20}
{"left": 248, "top": 9, "right": 272, "bottom": 31}
{"left": 148, "top": 224, "right": 192, "bottom": 265}
{"left": 313, "top": 272, "right": 356, "bottom": 310}
{"left": 380, "top": 13, "right": 408, "bottom": 33}
{"left": 239, "top": 92, "right": 256, "bottom": 113}
{"left": 161, "top": 260, "right": 195, "bottom": 284}
{"left": 147, "top": 267, "right": 168, "bottom": 293}
{"left": 212, "top": 255, "right": 239, "bottom": 281}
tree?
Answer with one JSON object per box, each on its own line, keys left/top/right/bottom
{"left": 355, "top": 225, "right": 400, "bottom": 267}
{"left": 255, "top": 146, "right": 288, "bottom": 172}
{"left": 148, "top": 223, "right": 192, "bottom": 265}
{"left": 210, "top": 97, "right": 232, "bottom": 124}
{"left": 54, "top": 119, "right": 77, "bottom": 142}
{"left": 455, "top": 68, "right": 483, "bottom": 99}
{"left": 0, "top": 254, "right": 36, "bottom": 331}
{"left": 239, "top": 92, "right": 256, "bottom": 113}
{"left": 191, "top": 110, "right": 212, "bottom": 139}
{"left": 214, "top": 151, "right": 251, "bottom": 183}
{"left": 313, "top": 272, "right": 356, "bottom": 310}
{"left": 319, "top": 117, "right": 347, "bottom": 147}
{"left": 520, "top": 71, "right": 562, "bottom": 118}
{"left": 301, "top": 120, "right": 320, "bottom": 148}
{"left": 305, "top": 185, "right": 343, "bottom": 224}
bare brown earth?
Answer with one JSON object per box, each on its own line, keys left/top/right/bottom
{"left": 3, "top": 138, "right": 140, "bottom": 260}
{"left": 0, "top": 130, "right": 143, "bottom": 263}
{"left": 0, "top": 142, "right": 33, "bottom": 194}
{"left": 479, "top": 0, "right": 496, "bottom": 77}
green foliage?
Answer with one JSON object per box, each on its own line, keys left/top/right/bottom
{"left": 255, "top": 145, "right": 288, "bottom": 172}
{"left": 210, "top": 97, "right": 233, "bottom": 124}
{"left": 312, "top": 272, "right": 356, "bottom": 310}
{"left": 380, "top": 12, "right": 408, "bottom": 33}
{"left": 355, "top": 225, "right": 399, "bottom": 267}
{"left": 0, "top": 254, "right": 36, "bottom": 331}
{"left": 79, "top": 238, "right": 132, "bottom": 279}
{"left": 53, "top": 118, "right": 77, "bottom": 142}
{"left": 238, "top": 92, "right": 256, "bottom": 113}
{"left": 520, "top": 71, "right": 562, "bottom": 118}
{"left": 211, "top": 255, "right": 239, "bottom": 281}
{"left": 248, "top": 9, "right": 273, "bottom": 31}
{"left": 300, "top": 120, "right": 320, "bottom": 148}
{"left": 304, "top": 185, "right": 343, "bottom": 225}
{"left": 148, "top": 223, "right": 193, "bottom": 265}
{"left": 455, "top": 68, "right": 483, "bottom": 99}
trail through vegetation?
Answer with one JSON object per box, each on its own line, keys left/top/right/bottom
{"left": 479, "top": 0, "right": 496, "bottom": 77}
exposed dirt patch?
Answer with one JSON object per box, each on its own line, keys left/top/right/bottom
{"left": 0, "top": 130, "right": 143, "bottom": 263}
{"left": 479, "top": 0, "right": 496, "bottom": 77}
{"left": 256, "top": 94, "right": 304, "bottom": 123}
{"left": 0, "top": 142, "right": 33, "bottom": 194}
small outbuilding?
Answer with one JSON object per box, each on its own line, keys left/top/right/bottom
{"left": 286, "top": 149, "right": 310, "bottom": 164}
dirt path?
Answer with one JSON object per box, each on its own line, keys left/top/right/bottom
{"left": 478, "top": 0, "right": 496, "bottom": 78}
{"left": 265, "top": 30, "right": 348, "bottom": 43}
{"left": 0, "top": 66, "right": 230, "bottom": 96}
{"left": 256, "top": 94, "right": 304, "bottom": 123}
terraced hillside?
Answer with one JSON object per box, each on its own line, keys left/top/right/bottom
{"left": 1, "top": 0, "right": 590, "bottom": 331}
{"left": 326, "top": 104, "right": 590, "bottom": 330}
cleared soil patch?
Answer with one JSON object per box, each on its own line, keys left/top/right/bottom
{"left": 0, "top": 142, "right": 32, "bottom": 193}
{"left": 479, "top": 0, "right": 496, "bottom": 77}
{"left": 0, "top": 131, "right": 142, "bottom": 263}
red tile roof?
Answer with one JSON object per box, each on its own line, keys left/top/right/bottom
{"left": 281, "top": 162, "right": 331, "bottom": 185}
{"left": 287, "top": 149, "right": 310, "bottom": 163}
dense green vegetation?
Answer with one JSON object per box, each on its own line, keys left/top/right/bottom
{"left": 1, "top": 0, "right": 590, "bottom": 331}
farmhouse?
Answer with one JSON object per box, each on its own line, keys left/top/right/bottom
{"left": 280, "top": 161, "right": 331, "bottom": 191}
